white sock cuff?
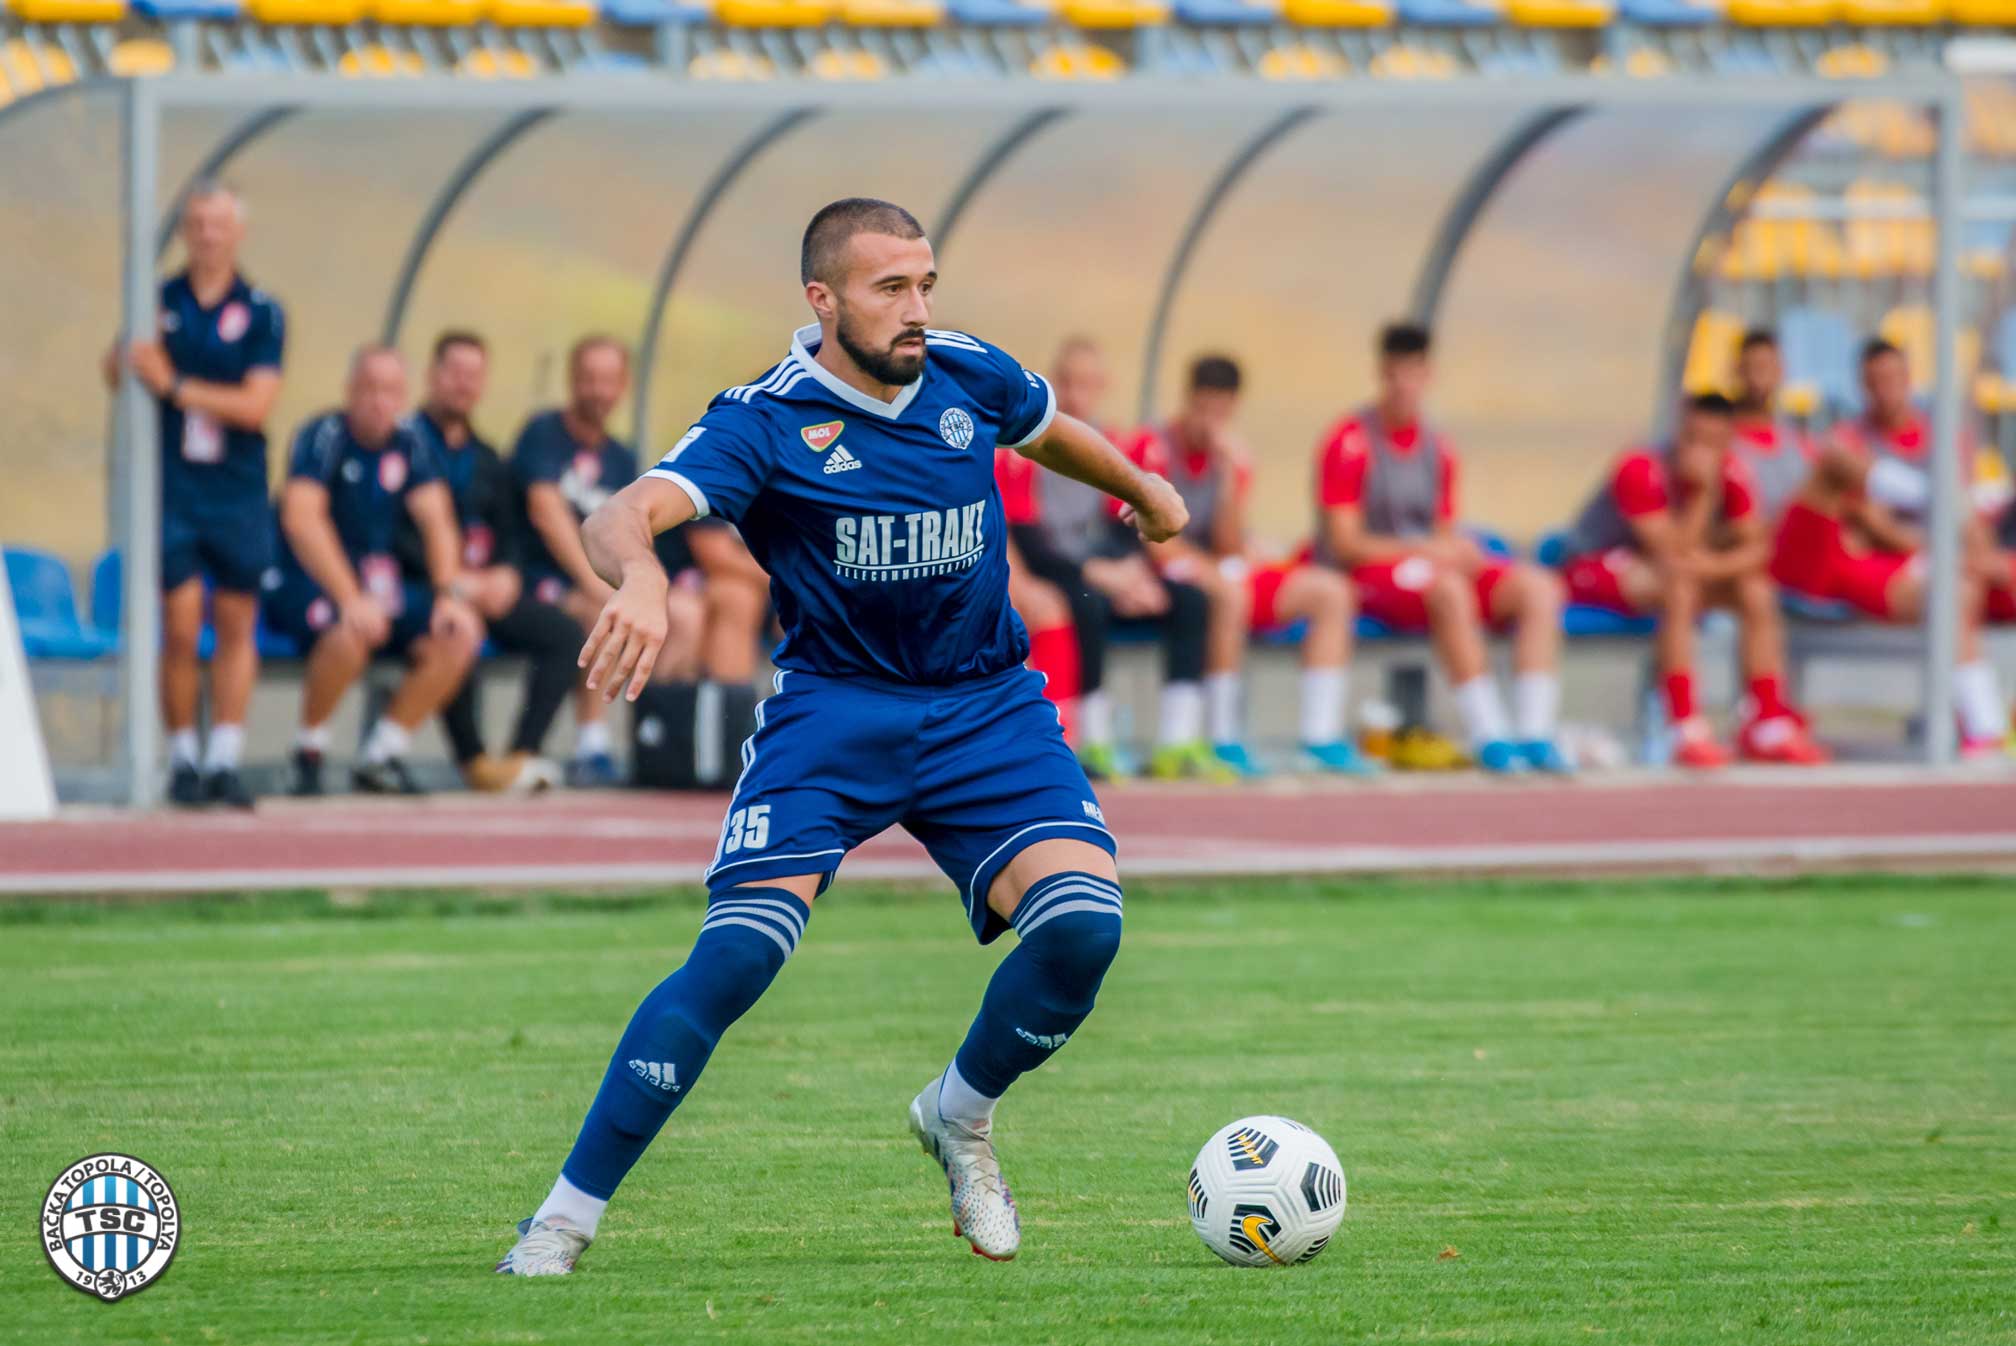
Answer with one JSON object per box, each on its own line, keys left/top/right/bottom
{"left": 534, "top": 1173, "right": 608, "bottom": 1241}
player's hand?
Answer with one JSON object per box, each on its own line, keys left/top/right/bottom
{"left": 1121, "top": 476, "right": 1189, "bottom": 545}
{"left": 340, "top": 595, "right": 391, "bottom": 647}
{"left": 581, "top": 568, "right": 669, "bottom": 705}
{"left": 1423, "top": 534, "right": 1483, "bottom": 575}
{"left": 127, "top": 341, "right": 175, "bottom": 397}
{"left": 430, "top": 593, "right": 484, "bottom": 647}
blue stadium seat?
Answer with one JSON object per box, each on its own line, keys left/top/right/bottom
{"left": 1618, "top": 0, "right": 1718, "bottom": 20}
{"left": 1780, "top": 589, "right": 1858, "bottom": 622}
{"left": 1395, "top": 0, "right": 1501, "bottom": 24}
{"left": 1354, "top": 614, "right": 1398, "bottom": 639}
{"left": 1779, "top": 305, "right": 1860, "bottom": 419}
{"left": 1175, "top": 0, "right": 1277, "bottom": 20}
{"left": 945, "top": 0, "right": 1048, "bottom": 22}
{"left": 91, "top": 549, "right": 220, "bottom": 659}
{"left": 599, "top": 0, "right": 708, "bottom": 23}
{"left": 1466, "top": 525, "right": 1516, "bottom": 559}
{"left": 6, "top": 547, "right": 117, "bottom": 661}
{"left": 1562, "top": 606, "right": 1656, "bottom": 637}
{"left": 1996, "top": 307, "right": 2016, "bottom": 381}
{"left": 132, "top": 0, "right": 243, "bottom": 15}
{"left": 1533, "top": 528, "right": 1569, "bottom": 568}
{"left": 256, "top": 620, "right": 303, "bottom": 659}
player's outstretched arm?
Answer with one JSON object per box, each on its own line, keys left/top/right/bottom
{"left": 1018, "top": 412, "right": 1189, "bottom": 544}
{"left": 577, "top": 476, "right": 699, "bottom": 703}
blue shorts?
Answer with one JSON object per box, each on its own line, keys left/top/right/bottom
{"left": 705, "top": 664, "right": 1116, "bottom": 944}
{"left": 262, "top": 571, "right": 436, "bottom": 658}
{"left": 162, "top": 501, "right": 273, "bottom": 594}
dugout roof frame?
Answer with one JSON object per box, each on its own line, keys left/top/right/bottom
{"left": 18, "top": 71, "right": 1973, "bottom": 801}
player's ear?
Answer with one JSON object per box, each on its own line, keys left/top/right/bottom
{"left": 805, "top": 279, "right": 836, "bottom": 324}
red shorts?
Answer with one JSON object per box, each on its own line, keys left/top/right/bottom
{"left": 1987, "top": 584, "right": 2016, "bottom": 623}
{"left": 1248, "top": 560, "right": 1298, "bottom": 631}
{"left": 1561, "top": 547, "right": 1648, "bottom": 615}
{"left": 1352, "top": 556, "right": 1512, "bottom": 631}
{"left": 1770, "top": 501, "right": 1914, "bottom": 620}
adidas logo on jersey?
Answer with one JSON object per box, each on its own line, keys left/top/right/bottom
{"left": 628, "top": 1060, "right": 681, "bottom": 1092}
{"left": 822, "top": 445, "right": 864, "bottom": 475}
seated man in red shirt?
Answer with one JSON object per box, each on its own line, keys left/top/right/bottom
{"left": 1771, "top": 338, "right": 2008, "bottom": 755}
{"left": 1561, "top": 393, "right": 1825, "bottom": 767}
{"left": 1126, "top": 355, "right": 1372, "bottom": 776}
{"left": 1313, "top": 323, "right": 1568, "bottom": 774}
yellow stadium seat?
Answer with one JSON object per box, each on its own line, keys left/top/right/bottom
{"left": 1, "top": 37, "right": 77, "bottom": 90}
{"left": 457, "top": 47, "right": 538, "bottom": 74}
{"left": 1840, "top": 0, "right": 1940, "bottom": 17}
{"left": 248, "top": 0, "right": 367, "bottom": 21}
{"left": 1966, "top": 250, "right": 2008, "bottom": 283}
{"left": 1029, "top": 43, "right": 1126, "bottom": 78}
{"left": 1880, "top": 305, "right": 1980, "bottom": 394}
{"left": 7, "top": 0, "right": 126, "bottom": 21}
{"left": 372, "top": 0, "right": 486, "bottom": 21}
{"left": 1282, "top": 0, "right": 1390, "bottom": 21}
{"left": 337, "top": 43, "right": 425, "bottom": 73}
{"left": 1589, "top": 47, "right": 1673, "bottom": 76}
{"left": 1368, "top": 44, "right": 1455, "bottom": 77}
{"left": 1257, "top": 42, "right": 1346, "bottom": 76}
{"left": 1682, "top": 309, "right": 1745, "bottom": 397}
{"left": 1815, "top": 42, "right": 1888, "bottom": 78}
{"left": 0, "top": 64, "right": 11, "bottom": 108}
{"left": 715, "top": 0, "right": 833, "bottom": 22}
{"left": 1061, "top": 0, "right": 1167, "bottom": 25}
{"left": 1507, "top": 0, "right": 1612, "bottom": 25}
{"left": 1725, "top": 0, "right": 1832, "bottom": 22}
{"left": 1975, "top": 373, "right": 2009, "bottom": 416}
{"left": 485, "top": 0, "right": 594, "bottom": 21}
{"left": 1951, "top": 0, "right": 2016, "bottom": 20}
{"left": 688, "top": 48, "right": 775, "bottom": 76}
{"left": 840, "top": 0, "right": 942, "bottom": 22}
{"left": 107, "top": 37, "right": 175, "bottom": 73}
{"left": 809, "top": 47, "right": 886, "bottom": 76}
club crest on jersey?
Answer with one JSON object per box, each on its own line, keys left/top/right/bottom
{"left": 378, "top": 451, "right": 407, "bottom": 493}
{"left": 217, "top": 301, "right": 251, "bottom": 343}
{"left": 939, "top": 407, "right": 975, "bottom": 451}
{"left": 800, "top": 420, "right": 844, "bottom": 453}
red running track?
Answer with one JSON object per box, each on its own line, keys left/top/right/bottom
{"left": 5, "top": 768, "right": 2016, "bottom": 894}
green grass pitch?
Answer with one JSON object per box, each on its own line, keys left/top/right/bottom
{"left": 2, "top": 874, "right": 2011, "bottom": 1344}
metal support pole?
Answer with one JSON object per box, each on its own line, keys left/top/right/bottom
{"left": 1923, "top": 85, "right": 1965, "bottom": 766}
{"left": 119, "top": 80, "right": 163, "bottom": 807}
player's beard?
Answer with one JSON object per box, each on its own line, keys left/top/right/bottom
{"left": 835, "top": 306, "right": 925, "bottom": 387}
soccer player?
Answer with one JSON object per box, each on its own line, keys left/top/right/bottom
{"left": 1127, "top": 355, "right": 1370, "bottom": 776}
{"left": 509, "top": 336, "right": 703, "bottom": 787}
{"left": 268, "top": 346, "right": 485, "bottom": 795}
{"left": 399, "top": 331, "right": 577, "bottom": 792}
{"left": 1560, "top": 394, "right": 1826, "bottom": 767}
{"left": 1770, "top": 338, "right": 2009, "bottom": 754}
{"left": 1728, "top": 329, "right": 1814, "bottom": 525}
{"left": 1312, "top": 323, "right": 1570, "bottom": 774}
{"left": 495, "top": 198, "right": 1186, "bottom": 1274}
{"left": 105, "top": 183, "right": 283, "bottom": 809}
{"left": 997, "top": 337, "right": 1216, "bottom": 780}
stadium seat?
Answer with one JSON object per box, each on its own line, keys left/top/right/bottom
{"left": 1838, "top": 0, "right": 1940, "bottom": 19}
{"left": 1951, "top": 0, "right": 2016, "bottom": 20}
{"left": 6, "top": 0, "right": 126, "bottom": 20}
{"left": 485, "top": 0, "right": 595, "bottom": 19}
{"left": 1815, "top": 42, "right": 1888, "bottom": 78}
{"left": 1880, "top": 305, "right": 1981, "bottom": 398}
{"left": 715, "top": 0, "right": 834, "bottom": 22}
{"left": 1177, "top": 0, "right": 1278, "bottom": 22}
{"left": 1682, "top": 309, "right": 1743, "bottom": 395}
{"left": 6, "top": 548, "right": 117, "bottom": 662}
{"left": 247, "top": 0, "right": 367, "bottom": 21}
{"left": 688, "top": 47, "right": 775, "bottom": 75}
{"left": 132, "top": 0, "right": 242, "bottom": 16}
{"left": 108, "top": 37, "right": 177, "bottom": 74}
{"left": 1258, "top": 42, "right": 1348, "bottom": 75}
{"left": 1724, "top": 0, "right": 1832, "bottom": 21}
{"left": 1368, "top": 43, "right": 1457, "bottom": 75}
{"left": 840, "top": 0, "right": 942, "bottom": 22}
{"left": 599, "top": 0, "right": 711, "bottom": 25}
{"left": 1777, "top": 305, "right": 1857, "bottom": 418}
{"left": 809, "top": 47, "right": 889, "bottom": 77}
{"left": 1282, "top": 0, "right": 1392, "bottom": 22}
{"left": 1562, "top": 606, "right": 1657, "bottom": 637}
{"left": 1061, "top": 0, "right": 1168, "bottom": 24}
{"left": 457, "top": 47, "right": 538, "bottom": 74}
{"left": 1395, "top": 0, "right": 1501, "bottom": 21}
{"left": 1, "top": 38, "right": 78, "bottom": 92}
{"left": 1030, "top": 43, "right": 1127, "bottom": 77}
{"left": 1617, "top": 0, "right": 1720, "bottom": 22}
{"left": 1533, "top": 530, "right": 1569, "bottom": 568}
{"left": 1507, "top": 0, "right": 1611, "bottom": 25}
{"left": 338, "top": 43, "right": 426, "bottom": 73}
{"left": 370, "top": 0, "right": 486, "bottom": 22}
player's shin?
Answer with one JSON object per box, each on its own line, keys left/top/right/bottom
{"left": 547, "top": 886, "right": 810, "bottom": 1226}
{"left": 940, "top": 872, "right": 1123, "bottom": 1127}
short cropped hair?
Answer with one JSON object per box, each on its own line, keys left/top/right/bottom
{"left": 1739, "top": 328, "right": 1778, "bottom": 354}
{"left": 569, "top": 333, "right": 629, "bottom": 373}
{"left": 801, "top": 198, "right": 926, "bottom": 287}
{"left": 1379, "top": 322, "right": 1432, "bottom": 358}
{"left": 1686, "top": 391, "right": 1735, "bottom": 417}
{"left": 1188, "top": 354, "right": 1242, "bottom": 394}
{"left": 348, "top": 343, "right": 405, "bottom": 380}
{"left": 431, "top": 329, "right": 487, "bottom": 364}
{"left": 1861, "top": 337, "right": 1902, "bottom": 366}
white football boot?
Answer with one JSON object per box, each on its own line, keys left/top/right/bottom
{"left": 908, "top": 1074, "right": 1020, "bottom": 1261}
{"left": 494, "top": 1215, "right": 591, "bottom": 1276}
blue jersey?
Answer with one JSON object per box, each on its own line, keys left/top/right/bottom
{"left": 157, "top": 271, "right": 285, "bottom": 511}
{"left": 278, "top": 411, "right": 441, "bottom": 583}
{"left": 511, "top": 409, "right": 637, "bottom": 585}
{"left": 648, "top": 325, "right": 1055, "bottom": 685}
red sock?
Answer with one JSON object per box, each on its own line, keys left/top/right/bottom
{"left": 1747, "top": 675, "right": 1789, "bottom": 721}
{"left": 1663, "top": 671, "right": 1695, "bottom": 723}
{"left": 1027, "top": 623, "right": 1080, "bottom": 740}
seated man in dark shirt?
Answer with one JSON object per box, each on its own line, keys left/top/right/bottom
{"left": 267, "top": 345, "right": 483, "bottom": 795}
{"left": 400, "top": 331, "right": 581, "bottom": 792}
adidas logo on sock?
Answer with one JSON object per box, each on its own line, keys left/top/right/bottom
{"left": 822, "top": 446, "right": 864, "bottom": 475}
{"left": 1014, "top": 1027, "right": 1069, "bottom": 1050}
{"left": 628, "top": 1059, "right": 681, "bottom": 1092}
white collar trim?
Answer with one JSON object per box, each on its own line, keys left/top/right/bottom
{"left": 790, "top": 323, "right": 922, "bottom": 420}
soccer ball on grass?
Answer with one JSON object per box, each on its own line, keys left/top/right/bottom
{"left": 1186, "top": 1115, "right": 1346, "bottom": 1267}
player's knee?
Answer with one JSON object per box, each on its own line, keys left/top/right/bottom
{"left": 1312, "top": 569, "right": 1353, "bottom": 620}
{"left": 1736, "top": 571, "right": 1775, "bottom": 616}
{"left": 1521, "top": 564, "right": 1564, "bottom": 615}
{"left": 1423, "top": 568, "right": 1473, "bottom": 617}
{"left": 1023, "top": 905, "right": 1123, "bottom": 1002}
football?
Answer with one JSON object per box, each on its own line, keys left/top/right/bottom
{"left": 1187, "top": 1116, "right": 1347, "bottom": 1267}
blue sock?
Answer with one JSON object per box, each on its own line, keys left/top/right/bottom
{"left": 559, "top": 887, "right": 809, "bottom": 1199}
{"left": 952, "top": 872, "right": 1123, "bottom": 1100}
